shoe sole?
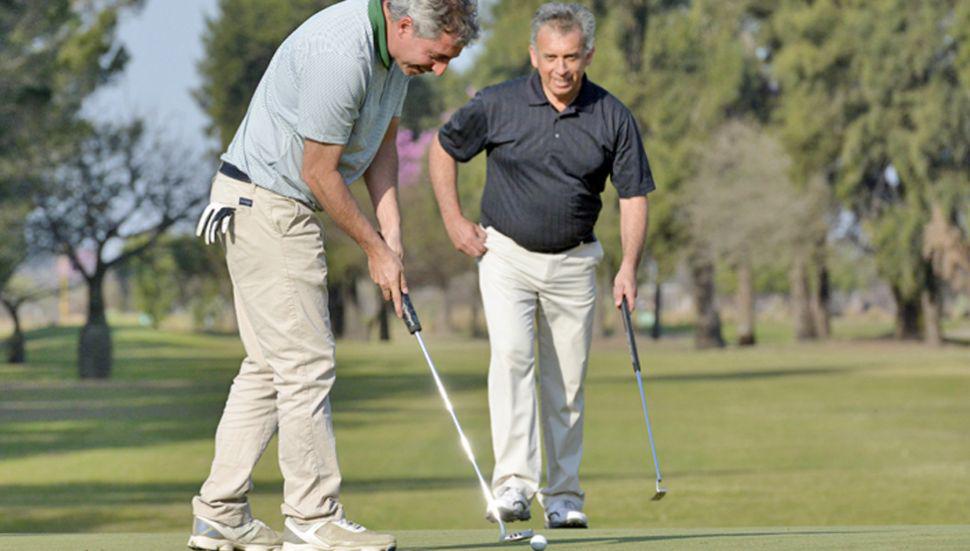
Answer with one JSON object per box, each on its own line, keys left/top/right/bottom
{"left": 188, "top": 535, "right": 281, "bottom": 551}
{"left": 545, "top": 520, "right": 588, "bottom": 529}
{"left": 281, "top": 544, "right": 395, "bottom": 551}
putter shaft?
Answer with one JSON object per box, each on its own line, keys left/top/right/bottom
{"left": 403, "top": 295, "right": 510, "bottom": 541}
{"left": 621, "top": 302, "right": 667, "bottom": 498}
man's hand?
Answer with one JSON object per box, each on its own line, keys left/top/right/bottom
{"left": 615, "top": 195, "right": 649, "bottom": 311}
{"left": 366, "top": 240, "right": 408, "bottom": 317}
{"left": 613, "top": 264, "right": 637, "bottom": 310}
{"left": 444, "top": 215, "right": 487, "bottom": 257}
{"left": 429, "top": 135, "right": 487, "bottom": 257}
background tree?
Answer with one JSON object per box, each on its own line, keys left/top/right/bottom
{"left": 124, "top": 237, "right": 180, "bottom": 329}
{"left": 686, "top": 120, "right": 827, "bottom": 346}
{"left": 1, "top": 0, "right": 143, "bottom": 362}
{"left": 1, "top": 0, "right": 142, "bottom": 179}
{"left": 28, "top": 121, "right": 204, "bottom": 378}
{"left": 0, "top": 205, "right": 29, "bottom": 363}
{"left": 0, "top": 275, "right": 58, "bottom": 364}
{"left": 196, "top": 0, "right": 341, "bottom": 148}
{"left": 767, "top": 0, "right": 969, "bottom": 344}
{"left": 592, "top": 0, "right": 774, "bottom": 347}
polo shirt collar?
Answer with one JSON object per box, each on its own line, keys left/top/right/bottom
{"left": 368, "top": 0, "right": 392, "bottom": 69}
{"left": 526, "top": 72, "right": 594, "bottom": 113}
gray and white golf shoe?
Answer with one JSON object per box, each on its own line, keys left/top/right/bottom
{"left": 544, "top": 500, "right": 588, "bottom": 529}
{"left": 485, "top": 487, "right": 532, "bottom": 523}
{"left": 188, "top": 515, "right": 282, "bottom": 551}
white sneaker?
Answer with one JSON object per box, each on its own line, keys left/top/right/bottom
{"left": 544, "top": 500, "right": 588, "bottom": 529}
{"left": 282, "top": 517, "right": 396, "bottom": 551}
{"left": 188, "top": 516, "right": 282, "bottom": 551}
{"left": 485, "top": 487, "right": 531, "bottom": 523}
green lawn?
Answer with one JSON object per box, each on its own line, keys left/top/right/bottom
{"left": 4, "top": 526, "right": 970, "bottom": 550}
{"left": 1, "top": 322, "right": 969, "bottom": 542}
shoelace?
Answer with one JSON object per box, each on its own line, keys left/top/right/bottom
{"left": 335, "top": 518, "right": 366, "bottom": 533}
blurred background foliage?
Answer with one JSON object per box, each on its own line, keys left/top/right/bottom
{"left": 1, "top": 0, "right": 968, "bottom": 378}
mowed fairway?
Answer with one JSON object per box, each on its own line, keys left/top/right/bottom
{"left": 1, "top": 322, "right": 969, "bottom": 548}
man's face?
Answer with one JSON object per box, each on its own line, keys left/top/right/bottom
{"left": 529, "top": 25, "right": 593, "bottom": 104}
{"left": 389, "top": 17, "right": 464, "bottom": 76}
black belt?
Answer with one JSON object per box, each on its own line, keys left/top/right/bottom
{"left": 219, "top": 161, "right": 251, "bottom": 183}
{"left": 218, "top": 161, "right": 319, "bottom": 212}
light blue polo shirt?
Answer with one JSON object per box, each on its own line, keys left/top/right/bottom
{"left": 222, "top": 0, "right": 409, "bottom": 209}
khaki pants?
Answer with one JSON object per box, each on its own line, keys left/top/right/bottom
{"left": 192, "top": 174, "right": 342, "bottom": 525}
{"left": 479, "top": 227, "right": 602, "bottom": 512}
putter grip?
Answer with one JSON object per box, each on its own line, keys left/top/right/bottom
{"left": 402, "top": 293, "right": 422, "bottom": 334}
{"left": 621, "top": 301, "right": 642, "bottom": 373}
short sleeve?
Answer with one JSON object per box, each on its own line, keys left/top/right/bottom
{"left": 394, "top": 78, "right": 410, "bottom": 118}
{"left": 297, "top": 50, "right": 368, "bottom": 145}
{"left": 438, "top": 91, "right": 489, "bottom": 163}
{"left": 611, "top": 109, "right": 656, "bottom": 197}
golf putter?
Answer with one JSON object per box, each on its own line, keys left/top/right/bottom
{"left": 401, "top": 294, "right": 534, "bottom": 543}
{"left": 620, "top": 300, "right": 667, "bottom": 501}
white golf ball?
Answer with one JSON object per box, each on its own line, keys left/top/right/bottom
{"left": 530, "top": 534, "right": 548, "bottom": 550}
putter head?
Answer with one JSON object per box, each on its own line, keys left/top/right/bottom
{"left": 502, "top": 528, "right": 534, "bottom": 543}
{"left": 652, "top": 480, "right": 668, "bottom": 501}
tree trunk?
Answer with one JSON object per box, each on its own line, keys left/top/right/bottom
{"left": 651, "top": 280, "right": 662, "bottom": 340}
{"left": 2, "top": 299, "right": 25, "bottom": 364}
{"left": 595, "top": 270, "right": 612, "bottom": 338}
{"left": 790, "top": 251, "right": 816, "bottom": 341}
{"left": 328, "top": 283, "right": 345, "bottom": 338}
{"left": 736, "top": 260, "right": 756, "bottom": 346}
{"left": 810, "top": 243, "right": 831, "bottom": 339}
{"left": 441, "top": 284, "right": 453, "bottom": 334}
{"left": 892, "top": 285, "right": 922, "bottom": 340}
{"left": 921, "top": 268, "right": 943, "bottom": 346}
{"left": 79, "top": 273, "right": 112, "bottom": 379}
{"left": 689, "top": 252, "right": 725, "bottom": 349}
{"left": 377, "top": 295, "right": 390, "bottom": 342}
{"left": 469, "top": 271, "right": 486, "bottom": 338}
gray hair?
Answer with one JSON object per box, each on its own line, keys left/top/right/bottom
{"left": 530, "top": 3, "right": 596, "bottom": 53}
{"left": 386, "top": 0, "right": 481, "bottom": 47}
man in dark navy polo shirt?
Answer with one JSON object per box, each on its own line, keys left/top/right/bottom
{"left": 428, "top": 2, "right": 655, "bottom": 530}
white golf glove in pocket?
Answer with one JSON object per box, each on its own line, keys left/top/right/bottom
{"left": 195, "top": 202, "right": 235, "bottom": 245}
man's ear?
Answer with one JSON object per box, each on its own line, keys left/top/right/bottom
{"left": 585, "top": 46, "right": 596, "bottom": 64}
{"left": 529, "top": 45, "right": 539, "bottom": 69}
{"left": 393, "top": 15, "right": 414, "bottom": 38}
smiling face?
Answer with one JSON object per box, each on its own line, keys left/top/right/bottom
{"left": 386, "top": 12, "right": 464, "bottom": 76}
{"left": 529, "top": 24, "right": 594, "bottom": 107}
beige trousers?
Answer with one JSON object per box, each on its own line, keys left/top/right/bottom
{"left": 192, "top": 174, "right": 342, "bottom": 525}
{"left": 479, "top": 227, "right": 602, "bottom": 512}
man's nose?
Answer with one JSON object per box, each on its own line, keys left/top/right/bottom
{"left": 432, "top": 60, "right": 449, "bottom": 76}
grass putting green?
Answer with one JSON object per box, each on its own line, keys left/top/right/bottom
{"left": 2, "top": 321, "right": 969, "bottom": 544}
{"left": 3, "top": 526, "right": 970, "bottom": 550}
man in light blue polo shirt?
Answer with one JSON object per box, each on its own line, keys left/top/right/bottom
{"left": 190, "top": 1, "right": 478, "bottom": 550}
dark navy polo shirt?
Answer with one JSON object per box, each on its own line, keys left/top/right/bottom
{"left": 438, "top": 72, "right": 655, "bottom": 253}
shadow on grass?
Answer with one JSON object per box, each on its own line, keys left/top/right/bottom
{"left": 943, "top": 337, "right": 970, "bottom": 347}
{"left": 596, "top": 366, "right": 855, "bottom": 385}
{"left": 0, "top": 366, "right": 487, "bottom": 462}
{"left": 0, "top": 476, "right": 479, "bottom": 532}
{"left": 412, "top": 529, "right": 872, "bottom": 550}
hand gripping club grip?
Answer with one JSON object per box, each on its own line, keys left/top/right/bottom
{"left": 402, "top": 293, "right": 422, "bottom": 334}
{"left": 621, "top": 301, "right": 642, "bottom": 374}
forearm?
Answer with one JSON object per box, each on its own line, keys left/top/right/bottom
{"left": 618, "top": 195, "right": 650, "bottom": 271}
{"left": 364, "top": 121, "right": 402, "bottom": 240}
{"left": 428, "top": 134, "right": 464, "bottom": 222}
{"left": 307, "top": 168, "right": 384, "bottom": 255}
